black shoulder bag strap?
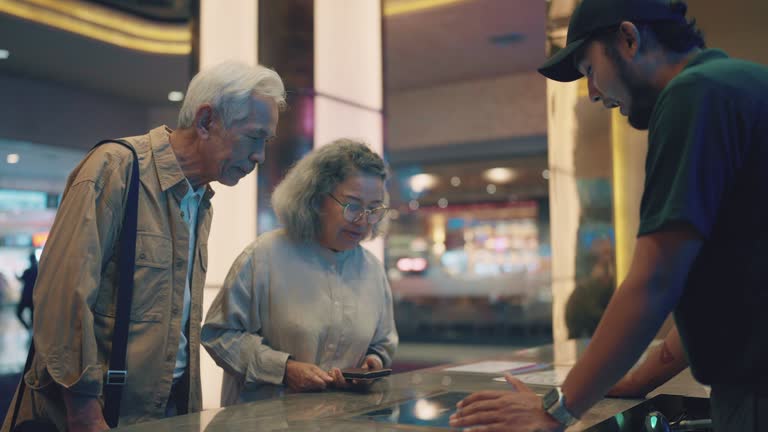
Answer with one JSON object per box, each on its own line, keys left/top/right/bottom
{"left": 99, "top": 139, "right": 140, "bottom": 428}
{"left": 9, "top": 139, "right": 140, "bottom": 431}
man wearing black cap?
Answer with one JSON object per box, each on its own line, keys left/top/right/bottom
{"left": 450, "top": 0, "right": 768, "bottom": 430}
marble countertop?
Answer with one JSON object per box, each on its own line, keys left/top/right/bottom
{"left": 115, "top": 340, "right": 710, "bottom": 431}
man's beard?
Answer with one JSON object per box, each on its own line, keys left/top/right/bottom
{"left": 609, "top": 48, "right": 661, "bottom": 130}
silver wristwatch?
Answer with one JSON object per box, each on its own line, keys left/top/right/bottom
{"left": 542, "top": 387, "right": 579, "bottom": 427}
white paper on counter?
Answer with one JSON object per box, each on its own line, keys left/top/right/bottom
{"left": 444, "top": 361, "right": 540, "bottom": 374}
{"left": 494, "top": 366, "right": 572, "bottom": 386}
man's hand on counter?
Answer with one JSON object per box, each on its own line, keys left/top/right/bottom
{"left": 449, "top": 375, "right": 563, "bottom": 431}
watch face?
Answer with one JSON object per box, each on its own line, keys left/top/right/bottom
{"left": 542, "top": 388, "right": 559, "bottom": 409}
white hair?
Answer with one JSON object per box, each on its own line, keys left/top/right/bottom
{"left": 271, "top": 138, "right": 390, "bottom": 243}
{"left": 177, "top": 61, "right": 286, "bottom": 128}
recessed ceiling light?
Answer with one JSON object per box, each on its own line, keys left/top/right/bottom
{"left": 409, "top": 173, "right": 438, "bottom": 193}
{"left": 483, "top": 167, "right": 518, "bottom": 184}
{"left": 486, "top": 184, "right": 497, "bottom": 194}
{"left": 168, "top": 91, "right": 184, "bottom": 102}
{"left": 0, "top": 49, "right": 9, "bottom": 60}
{"left": 7, "top": 153, "right": 20, "bottom": 164}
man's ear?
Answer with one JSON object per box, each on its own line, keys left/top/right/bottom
{"left": 194, "top": 104, "right": 214, "bottom": 138}
{"left": 618, "top": 21, "right": 641, "bottom": 57}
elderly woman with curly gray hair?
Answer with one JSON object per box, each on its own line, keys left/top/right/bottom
{"left": 201, "top": 138, "right": 398, "bottom": 406}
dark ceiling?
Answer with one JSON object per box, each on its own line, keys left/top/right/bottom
{"left": 0, "top": 2, "right": 192, "bottom": 106}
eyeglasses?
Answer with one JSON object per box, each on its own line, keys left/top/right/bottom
{"left": 329, "top": 194, "right": 390, "bottom": 224}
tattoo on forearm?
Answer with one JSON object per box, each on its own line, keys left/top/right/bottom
{"left": 660, "top": 341, "right": 675, "bottom": 365}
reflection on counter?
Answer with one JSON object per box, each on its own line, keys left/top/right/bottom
{"left": 353, "top": 391, "right": 469, "bottom": 429}
{"left": 110, "top": 341, "right": 711, "bottom": 432}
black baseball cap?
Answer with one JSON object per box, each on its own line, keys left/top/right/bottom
{"left": 538, "top": 0, "right": 687, "bottom": 82}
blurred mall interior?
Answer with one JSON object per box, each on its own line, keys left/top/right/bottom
{"left": 0, "top": 0, "right": 766, "bottom": 423}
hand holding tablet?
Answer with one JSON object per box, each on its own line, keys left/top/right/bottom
{"left": 341, "top": 368, "right": 392, "bottom": 381}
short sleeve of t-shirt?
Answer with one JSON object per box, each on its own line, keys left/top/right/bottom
{"left": 638, "top": 76, "right": 742, "bottom": 238}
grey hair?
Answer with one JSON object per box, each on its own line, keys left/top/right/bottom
{"left": 177, "top": 61, "right": 286, "bottom": 129}
{"left": 272, "top": 138, "right": 390, "bottom": 243}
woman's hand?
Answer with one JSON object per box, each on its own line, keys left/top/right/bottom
{"left": 328, "top": 367, "right": 377, "bottom": 391}
{"left": 284, "top": 360, "right": 334, "bottom": 392}
{"left": 361, "top": 354, "right": 383, "bottom": 371}
{"left": 329, "top": 355, "right": 384, "bottom": 390}
{"left": 329, "top": 368, "right": 350, "bottom": 388}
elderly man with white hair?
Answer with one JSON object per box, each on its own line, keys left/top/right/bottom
{"left": 3, "top": 61, "right": 286, "bottom": 432}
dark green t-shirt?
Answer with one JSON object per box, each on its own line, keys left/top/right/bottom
{"left": 639, "top": 49, "right": 768, "bottom": 387}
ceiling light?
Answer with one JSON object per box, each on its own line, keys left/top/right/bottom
{"left": 0, "top": 49, "right": 9, "bottom": 60}
{"left": 450, "top": 176, "right": 461, "bottom": 187}
{"left": 168, "top": 91, "right": 184, "bottom": 102}
{"left": 408, "top": 200, "right": 420, "bottom": 211}
{"left": 542, "top": 169, "right": 550, "bottom": 180}
{"left": 409, "top": 173, "right": 438, "bottom": 193}
{"left": 486, "top": 184, "right": 497, "bottom": 194}
{"left": 438, "top": 198, "right": 448, "bottom": 208}
{"left": 483, "top": 167, "right": 518, "bottom": 184}
{"left": 6, "top": 154, "right": 19, "bottom": 164}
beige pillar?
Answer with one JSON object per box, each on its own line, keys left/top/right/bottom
{"left": 547, "top": 79, "right": 581, "bottom": 344}
{"left": 199, "top": 0, "right": 259, "bottom": 287}
{"left": 198, "top": 0, "right": 259, "bottom": 409}
{"left": 314, "top": 0, "right": 384, "bottom": 260}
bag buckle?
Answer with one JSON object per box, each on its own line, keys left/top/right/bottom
{"left": 106, "top": 370, "right": 127, "bottom": 386}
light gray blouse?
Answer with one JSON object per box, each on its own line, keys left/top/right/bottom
{"left": 201, "top": 229, "right": 398, "bottom": 406}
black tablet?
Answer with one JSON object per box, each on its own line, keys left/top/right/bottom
{"left": 341, "top": 368, "right": 392, "bottom": 380}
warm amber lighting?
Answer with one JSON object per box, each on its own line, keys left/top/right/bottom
{"left": 384, "top": 0, "right": 469, "bottom": 16}
{"left": 578, "top": 78, "right": 589, "bottom": 98}
{"left": 611, "top": 109, "right": 630, "bottom": 284}
{"left": 0, "top": 0, "right": 191, "bottom": 55}
{"left": 32, "top": 232, "right": 49, "bottom": 248}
